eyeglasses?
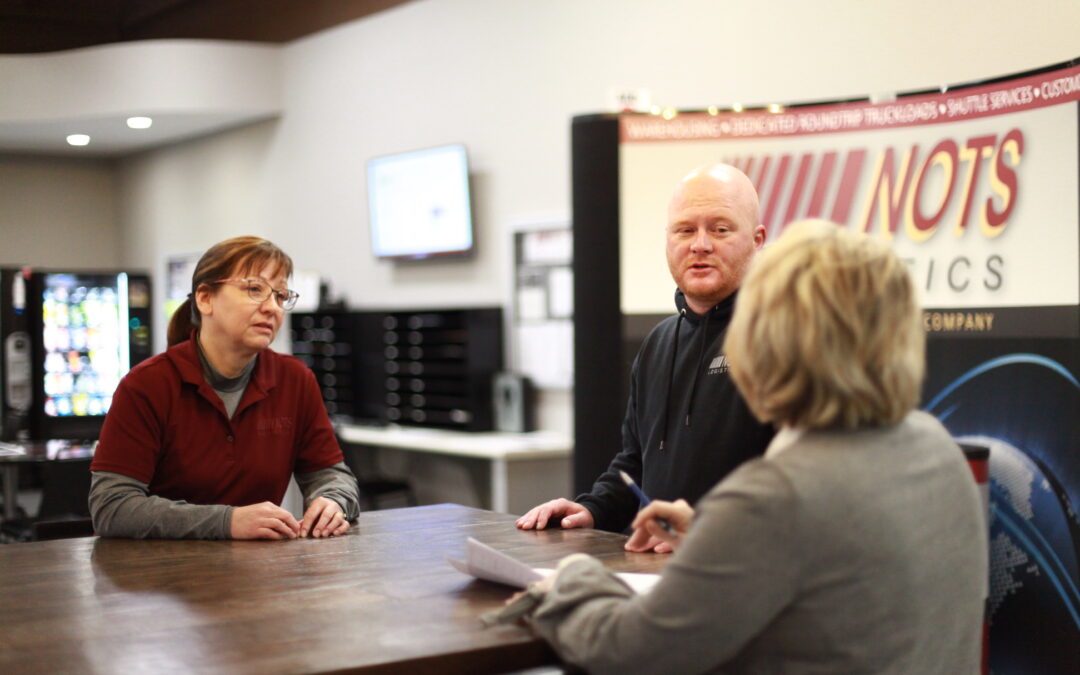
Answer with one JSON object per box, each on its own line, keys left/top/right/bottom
{"left": 210, "top": 278, "right": 299, "bottom": 310}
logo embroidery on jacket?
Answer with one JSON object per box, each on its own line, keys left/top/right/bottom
{"left": 707, "top": 353, "right": 730, "bottom": 375}
{"left": 258, "top": 417, "right": 295, "bottom": 435}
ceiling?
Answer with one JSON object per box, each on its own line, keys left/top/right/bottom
{"left": 0, "top": 0, "right": 413, "bottom": 53}
{"left": 0, "top": 0, "right": 414, "bottom": 157}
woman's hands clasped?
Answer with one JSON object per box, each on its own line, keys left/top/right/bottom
{"left": 624, "top": 499, "right": 694, "bottom": 553}
{"left": 229, "top": 497, "right": 348, "bottom": 539}
{"left": 300, "top": 496, "right": 349, "bottom": 538}
{"left": 230, "top": 501, "right": 301, "bottom": 540}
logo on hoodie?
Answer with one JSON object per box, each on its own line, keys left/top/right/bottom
{"left": 708, "top": 353, "right": 730, "bottom": 376}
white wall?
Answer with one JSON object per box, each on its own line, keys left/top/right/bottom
{"left": 0, "top": 155, "right": 120, "bottom": 268}
{"left": 0, "top": 40, "right": 281, "bottom": 121}
{"left": 10, "top": 0, "right": 1080, "bottom": 432}
{"left": 0, "top": 40, "right": 281, "bottom": 156}
{"left": 118, "top": 120, "right": 281, "bottom": 283}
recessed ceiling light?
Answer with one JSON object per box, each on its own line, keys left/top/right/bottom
{"left": 66, "top": 134, "right": 90, "bottom": 146}
{"left": 126, "top": 116, "right": 153, "bottom": 129}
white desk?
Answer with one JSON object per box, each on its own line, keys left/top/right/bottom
{"left": 336, "top": 424, "right": 572, "bottom": 515}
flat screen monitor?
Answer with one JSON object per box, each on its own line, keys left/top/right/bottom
{"left": 367, "top": 144, "right": 474, "bottom": 260}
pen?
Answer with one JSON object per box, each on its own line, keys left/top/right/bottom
{"left": 618, "top": 470, "right": 674, "bottom": 534}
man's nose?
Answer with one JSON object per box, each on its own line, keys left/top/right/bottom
{"left": 690, "top": 229, "right": 713, "bottom": 252}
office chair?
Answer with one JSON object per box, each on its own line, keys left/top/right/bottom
{"left": 356, "top": 475, "right": 419, "bottom": 510}
{"left": 0, "top": 458, "right": 94, "bottom": 542}
{"left": 957, "top": 440, "right": 990, "bottom": 675}
{"left": 337, "top": 436, "right": 418, "bottom": 511}
{"left": 31, "top": 517, "right": 94, "bottom": 541}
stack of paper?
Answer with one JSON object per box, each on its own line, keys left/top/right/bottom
{"left": 447, "top": 537, "right": 660, "bottom": 594}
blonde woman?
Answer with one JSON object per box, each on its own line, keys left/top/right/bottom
{"left": 509, "top": 221, "right": 988, "bottom": 674}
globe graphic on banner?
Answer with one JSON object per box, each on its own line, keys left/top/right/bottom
{"left": 955, "top": 434, "right": 1080, "bottom": 673}
{"left": 924, "top": 352, "right": 1079, "bottom": 673}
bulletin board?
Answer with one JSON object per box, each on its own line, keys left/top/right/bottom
{"left": 164, "top": 252, "right": 200, "bottom": 329}
{"left": 512, "top": 226, "right": 573, "bottom": 390}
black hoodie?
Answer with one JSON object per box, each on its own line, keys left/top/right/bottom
{"left": 576, "top": 289, "right": 776, "bottom": 532}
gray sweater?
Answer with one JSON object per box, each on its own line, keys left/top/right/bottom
{"left": 529, "top": 411, "right": 988, "bottom": 674}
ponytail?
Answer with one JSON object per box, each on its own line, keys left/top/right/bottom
{"left": 166, "top": 298, "right": 198, "bottom": 347}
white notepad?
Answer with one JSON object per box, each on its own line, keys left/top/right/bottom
{"left": 447, "top": 536, "right": 660, "bottom": 594}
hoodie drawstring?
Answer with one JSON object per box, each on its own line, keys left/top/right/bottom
{"left": 685, "top": 309, "right": 711, "bottom": 427}
{"left": 658, "top": 309, "right": 685, "bottom": 451}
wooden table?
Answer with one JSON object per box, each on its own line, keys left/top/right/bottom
{"left": 0, "top": 503, "right": 666, "bottom": 674}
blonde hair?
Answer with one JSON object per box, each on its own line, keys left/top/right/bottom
{"left": 166, "top": 236, "right": 294, "bottom": 347}
{"left": 724, "top": 220, "right": 924, "bottom": 429}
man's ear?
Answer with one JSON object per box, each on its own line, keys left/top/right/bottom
{"left": 754, "top": 224, "right": 767, "bottom": 249}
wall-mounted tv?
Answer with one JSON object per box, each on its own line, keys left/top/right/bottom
{"left": 367, "top": 144, "right": 474, "bottom": 260}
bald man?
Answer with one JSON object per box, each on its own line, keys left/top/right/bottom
{"left": 517, "top": 164, "right": 776, "bottom": 551}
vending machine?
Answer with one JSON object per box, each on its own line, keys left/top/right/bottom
{"left": 28, "top": 270, "right": 153, "bottom": 440}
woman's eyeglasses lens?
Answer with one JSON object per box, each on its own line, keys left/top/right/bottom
{"left": 237, "top": 279, "right": 298, "bottom": 310}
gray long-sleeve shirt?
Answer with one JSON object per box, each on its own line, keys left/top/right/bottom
{"left": 88, "top": 341, "right": 361, "bottom": 539}
{"left": 89, "top": 463, "right": 360, "bottom": 539}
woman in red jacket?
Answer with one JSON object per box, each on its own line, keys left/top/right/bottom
{"left": 89, "top": 236, "right": 360, "bottom": 540}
